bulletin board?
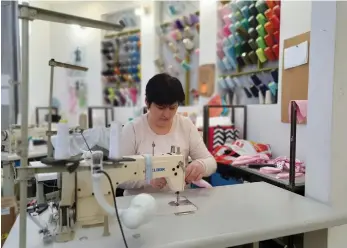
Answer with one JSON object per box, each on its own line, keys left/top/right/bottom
{"left": 281, "top": 31, "right": 310, "bottom": 123}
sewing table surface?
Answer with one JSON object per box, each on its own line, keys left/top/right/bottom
{"left": 4, "top": 182, "right": 347, "bottom": 248}
{"left": 1, "top": 145, "right": 47, "bottom": 161}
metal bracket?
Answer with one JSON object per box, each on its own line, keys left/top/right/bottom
{"left": 18, "top": 5, "right": 36, "bottom": 21}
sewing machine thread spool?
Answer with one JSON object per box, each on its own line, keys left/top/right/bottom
{"left": 109, "top": 122, "right": 122, "bottom": 159}
{"left": 54, "top": 120, "right": 70, "bottom": 160}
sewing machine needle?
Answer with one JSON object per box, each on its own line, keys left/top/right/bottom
{"left": 175, "top": 192, "right": 180, "bottom": 206}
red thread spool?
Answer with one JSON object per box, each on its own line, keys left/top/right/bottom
{"left": 264, "top": 9, "right": 274, "bottom": 20}
{"left": 264, "top": 47, "right": 276, "bottom": 61}
{"left": 274, "top": 30, "right": 280, "bottom": 43}
{"left": 264, "top": 34, "right": 274, "bottom": 47}
{"left": 274, "top": 0, "right": 281, "bottom": 6}
{"left": 273, "top": 5, "right": 281, "bottom": 19}
{"left": 270, "top": 15, "right": 280, "bottom": 30}
{"left": 266, "top": 0, "right": 276, "bottom": 8}
{"left": 272, "top": 44, "right": 279, "bottom": 59}
{"left": 264, "top": 22, "right": 274, "bottom": 35}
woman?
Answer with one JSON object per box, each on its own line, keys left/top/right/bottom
{"left": 120, "top": 73, "right": 217, "bottom": 195}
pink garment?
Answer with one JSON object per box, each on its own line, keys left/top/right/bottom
{"left": 232, "top": 154, "right": 270, "bottom": 166}
{"left": 289, "top": 100, "right": 308, "bottom": 123}
{"left": 193, "top": 179, "right": 212, "bottom": 189}
{"left": 268, "top": 156, "right": 305, "bottom": 173}
{"left": 276, "top": 172, "right": 304, "bottom": 179}
{"left": 259, "top": 167, "right": 282, "bottom": 174}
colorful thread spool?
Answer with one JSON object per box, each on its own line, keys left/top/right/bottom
{"left": 264, "top": 8, "right": 274, "bottom": 20}
{"left": 236, "top": 27, "right": 249, "bottom": 41}
{"left": 223, "top": 37, "right": 231, "bottom": 46}
{"left": 255, "top": 48, "right": 267, "bottom": 63}
{"left": 274, "top": 30, "right": 280, "bottom": 43}
{"left": 273, "top": 5, "right": 281, "bottom": 19}
{"left": 171, "top": 30, "right": 182, "bottom": 41}
{"left": 181, "top": 60, "right": 191, "bottom": 70}
{"left": 228, "top": 34, "right": 237, "bottom": 44}
{"left": 249, "top": 3, "right": 258, "bottom": 16}
{"left": 270, "top": 15, "right": 280, "bottom": 30}
{"left": 272, "top": 44, "right": 279, "bottom": 59}
{"left": 217, "top": 49, "right": 224, "bottom": 59}
{"left": 256, "top": 36, "right": 266, "bottom": 49}
{"left": 248, "top": 51, "right": 258, "bottom": 64}
{"left": 236, "top": 56, "right": 245, "bottom": 67}
{"left": 234, "top": 11, "right": 243, "bottom": 21}
{"left": 255, "top": 0, "right": 268, "bottom": 13}
{"left": 241, "top": 41, "right": 252, "bottom": 53}
{"left": 268, "top": 82, "right": 278, "bottom": 96}
{"left": 264, "top": 21, "right": 274, "bottom": 35}
{"left": 241, "top": 6, "right": 250, "bottom": 19}
{"left": 241, "top": 52, "right": 251, "bottom": 65}
{"left": 256, "top": 25, "right": 266, "bottom": 37}
{"left": 241, "top": 19, "right": 249, "bottom": 30}
{"left": 234, "top": 43, "right": 242, "bottom": 57}
{"left": 225, "top": 76, "right": 236, "bottom": 88}
{"left": 223, "top": 15, "right": 232, "bottom": 25}
{"left": 264, "top": 47, "right": 276, "bottom": 61}
{"left": 266, "top": 0, "right": 276, "bottom": 8}
{"left": 236, "top": 0, "right": 248, "bottom": 9}
{"left": 248, "top": 39, "right": 258, "bottom": 50}
{"left": 251, "top": 74, "right": 262, "bottom": 86}
{"left": 222, "top": 56, "right": 233, "bottom": 70}
{"left": 248, "top": 28, "right": 258, "bottom": 40}
{"left": 264, "top": 34, "right": 274, "bottom": 47}
{"left": 223, "top": 25, "right": 232, "bottom": 37}
{"left": 174, "top": 19, "right": 185, "bottom": 31}
{"left": 217, "top": 58, "right": 227, "bottom": 71}
{"left": 256, "top": 13, "right": 267, "bottom": 26}
{"left": 219, "top": 4, "right": 232, "bottom": 17}
{"left": 229, "top": 1, "right": 239, "bottom": 12}
{"left": 248, "top": 16, "right": 258, "bottom": 28}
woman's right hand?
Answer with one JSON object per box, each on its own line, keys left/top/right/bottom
{"left": 150, "top": 177, "right": 167, "bottom": 189}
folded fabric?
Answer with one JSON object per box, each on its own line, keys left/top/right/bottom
{"left": 232, "top": 153, "right": 270, "bottom": 166}
{"left": 276, "top": 172, "right": 304, "bottom": 179}
{"left": 259, "top": 167, "right": 282, "bottom": 174}
{"left": 192, "top": 179, "right": 213, "bottom": 188}
{"left": 288, "top": 100, "right": 308, "bottom": 123}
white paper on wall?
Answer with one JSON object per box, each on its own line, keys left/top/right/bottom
{"left": 284, "top": 41, "right": 309, "bottom": 70}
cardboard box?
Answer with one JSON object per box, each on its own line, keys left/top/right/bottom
{"left": 1, "top": 197, "right": 17, "bottom": 247}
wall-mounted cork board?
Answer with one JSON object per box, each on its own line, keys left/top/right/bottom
{"left": 281, "top": 31, "right": 310, "bottom": 123}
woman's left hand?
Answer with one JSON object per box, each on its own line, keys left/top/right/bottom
{"left": 185, "top": 161, "right": 205, "bottom": 183}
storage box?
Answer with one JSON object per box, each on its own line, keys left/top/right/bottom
{"left": 1, "top": 197, "right": 18, "bottom": 247}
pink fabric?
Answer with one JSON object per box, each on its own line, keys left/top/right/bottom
{"left": 223, "top": 25, "right": 232, "bottom": 37}
{"left": 193, "top": 179, "right": 212, "bottom": 188}
{"left": 268, "top": 156, "right": 305, "bottom": 173}
{"left": 232, "top": 154, "right": 270, "bottom": 166}
{"left": 259, "top": 167, "right": 282, "bottom": 174}
{"left": 289, "top": 100, "right": 308, "bottom": 123}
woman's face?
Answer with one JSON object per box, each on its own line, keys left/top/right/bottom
{"left": 147, "top": 102, "right": 178, "bottom": 127}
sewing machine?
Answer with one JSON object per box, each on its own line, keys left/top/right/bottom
{"left": 34, "top": 149, "right": 187, "bottom": 243}
{"left": 1, "top": 124, "right": 57, "bottom": 154}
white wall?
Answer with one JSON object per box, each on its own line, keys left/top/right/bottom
{"left": 247, "top": 1, "right": 312, "bottom": 159}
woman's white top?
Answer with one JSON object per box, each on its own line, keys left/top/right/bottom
{"left": 119, "top": 114, "right": 217, "bottom": 195}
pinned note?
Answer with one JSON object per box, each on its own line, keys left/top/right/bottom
{"left": 284, "top": 41, "right": 309, "bottom": 70}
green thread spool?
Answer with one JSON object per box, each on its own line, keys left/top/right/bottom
{"left": 237, "top": 27, "right": 249, "bottom": 41}
{"left": 256, "top": 13, "right": 267, "bottom": 26}
{"left": 256, "top": 48, "right": 267, "bottom": 63}
{"left": 230, "top": 23, "right": 237, "bottom": 33}
{"left": 256, "top": 36, "right": 266, "bottom": 49}
{"left": 235, "top": 11, "right": 243, "bottom": 21}
{"left": 256, "top": 24, "right": 266, "bottom": 37}
{"left": 268, "top": 82, "right": 278, "bottom": 96}
{"left": 248, "top": 38, "right": 258, "bottom": 50}
{"left": 255, "top": 0, "right": 268, "bottom": 13}
{"left": 248, "top": 51, "right": 258, "bottom": 64}
{"left": 181, "top": 60, "right": 191, "bottom": 70}
{"left": 241, "top": 18, "right": 249, "bottom": 30}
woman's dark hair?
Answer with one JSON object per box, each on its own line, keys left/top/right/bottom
{"left": 145, "top": 73, "right": 185, "bottom": 106}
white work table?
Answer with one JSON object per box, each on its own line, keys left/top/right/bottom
{"left": 1, "top": 145, "right": 48, "bottom": 196}
{"left": 4, "top": 182, "right": 347, "bottom": 248}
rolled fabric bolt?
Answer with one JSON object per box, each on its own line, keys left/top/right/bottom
{"left": 248, "top": 39, "right": 258, "bottom": 50}
{"left": 248, "top": 28, "right": 258, "bottom": 40}
{"left": 249, "top": 3, "right": 258, "bottom": 16}
{"left": 256, "top": 48, "right": 267, "bottom": 63}
{"left": 273, "top": 30, "right": 280, "bottom": 43}
{"left": 266, "top": 0, "right": 276, "bottom": 8}
{"left": 222, "top": 56, "right": 233, "bottom": 70}
{"left": 270, "top": 15, "right": 280, "bottom": 30}
{"left": 236, "top": 56, "right": 245, "bottom": 67}
{"left": 272, "top": 44, "right": 279, "bottom": 59}
{"left": 256, "top": 13, "right": 267, "bottom": 26}
{"left": 236, "top": 27, "right": 249, "bottom": 41}
{"left": 256, "top": 25, "right": 266, "bottom": 37}
{"left": 264, "top": 21, "right": 274, "bottom": 35}
{"left": 255, "top": 0, "right": 268, "bottom": 13}
{"left": 268, "top": 82, "right": 278, "bottom": 96}
{"left": 250, "top": 74, "right": 262, "bottom": 86}
{"left": 264, "top": 8, "right": 274, "bottom": 20}
{"left": 248, "top": 51, "right": 258, "bottom": 64}
{"left": 223, "top": 25, "right": 232, "bottom": 37}
{"left": 250, "top": 85, "right": 259, "bottom": 97}
{"left": 241, "top": 52, "right": 251, "bottom": 65}
{"left": 248, "top": 16, "right": 258, "bottom": 28}
{"left": 241, "top": 6, "right": 250, "bottom": 19}
{"left": 244, "top": 87, "right": 253, "bottom": 98}
{"left": 241, "top": 19, "right": 249, "bottom": 31}
{"left": 264, "top": 34, "right": 274, "bottom": 47}
{"left": 256, "top": 36, "right": 266, "bottom": 49}
{"left": 273, "top": 5, "right": 281, "bottom": 19}
{"left": 264, "top": 47, "right": 276, "bottom": 61}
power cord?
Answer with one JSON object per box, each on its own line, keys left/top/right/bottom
{"left": 80, "top": 132, "right": 129, "bottom": 248}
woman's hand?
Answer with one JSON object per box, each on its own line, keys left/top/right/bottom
{"left": 185, "top": 161, "right": 205, "bottom": 183}
{"left": 150, "top": 177, "right": 167, "bottom": 189}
